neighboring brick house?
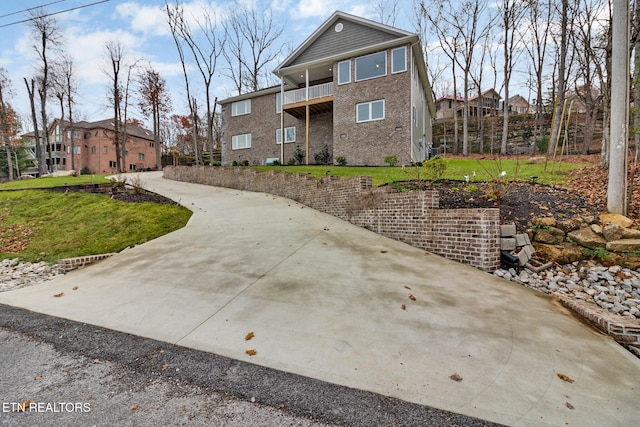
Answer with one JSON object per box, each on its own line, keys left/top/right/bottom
{"left": 218, "top": 11, "right": 436, "bottom": 166}
{"left": 46, "top": 119, "right": 157, "bottom": 174}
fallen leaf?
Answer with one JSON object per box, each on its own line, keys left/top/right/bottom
{"left": 72, "top": 286, "right": 78, "bottom": 290}
{"left": 408, "top": 294, "right": 416, "bottom": 301}
{"left": 278, "top": 403, "right": 285, "bottom": 409}
{"left": 53, "top": 292, "right": 64, "bottom": 298}
{"left": 161, "top": 364, "right": 169, "bottom": 371}
{"left": 246, "top": 349, "right": 257, "bottom": 356}
{"left": 14, "top": 400, "right": 35, "bottom": 412}
{"left": 35, "top": 375, "right": 44, "bottom": 381}
{"left": 63, "top": 367, "right": 72, "bottom": 376}
{"left": 404, "top": 285, "right": 411, "bottom": 290}
{"left": 380, "top": 250, "right": 388, "bottom": 253}
{"left": 566, "top": 402, "right": 574, "bottom": 410}
{"left": 401, "top": 304, "right": 406, "bottom": 310}
{"left": 450, "top": 373, "right": 463, "bottom": 382}
{"left": 245, "top": 332, "right": 255, "bottom": 341}
{"left": 557, "top": 373, "right": 574, "bottom": 383}
{"left": 93, "top": 359, "right": 103, "bottom": 364}
{"left": 130, "top": 404, "right": 139, "bottom": 411}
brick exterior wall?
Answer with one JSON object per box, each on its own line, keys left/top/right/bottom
{"left": 333, "top": 50, "right": 412, "bottom": 166}
{"left": 221, "top": 92, "right": 333, "bottom": 167}
{"left": 63, "top": 127, "right": 157, "bottom": 174}
{"left": 164, "top": 166, "right": 501, "bottom": 271}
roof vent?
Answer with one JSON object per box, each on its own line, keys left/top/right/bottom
{"left": 335, "top": 23, "right": 343, "bottom": 33}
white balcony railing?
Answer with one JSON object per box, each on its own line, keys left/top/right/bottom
{"left": 283, "top": 82, "right": 333, "bottom": 106}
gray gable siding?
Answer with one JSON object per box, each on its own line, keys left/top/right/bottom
{"left": 287, "top": 18, "right": 401, "bottom": 67}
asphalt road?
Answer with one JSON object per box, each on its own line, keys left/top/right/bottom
{"left": 0, "top": 305, "right": 500, "bottom": 427}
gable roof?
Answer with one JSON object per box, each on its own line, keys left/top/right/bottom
{"left": 51, "top": 118, "right": 154, "bottom": 141}
{"left": 274, "top": 11, "right": 416, "bottom": 83}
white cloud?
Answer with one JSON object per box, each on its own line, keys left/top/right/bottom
{"left": 289, "top": 0, "right": 337, "bottom": 19}
{"left": 115, "top": 1, "right": 170, "bottom": 37}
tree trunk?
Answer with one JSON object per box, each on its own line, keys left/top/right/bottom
{"left": 549, "top": 0, "right": 568, "bottom": 156}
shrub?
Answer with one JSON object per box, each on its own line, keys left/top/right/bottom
{"left": 271, "top": 159, "right": 281, "bottom": 166}
{"left": 80, "top": 166, "right": 92, "bottom": 175}
{"left": 336, "top": 156, "right": 347, "bottom": 166}
{"left": 536, "top": 135, "right": 549, "bottom": 154}
{"left": 314, "top": 144, "right": 331, "bottom": 165}
{"left": 423, "top": 155, "right": 446, "bottom": 181}
{"left": 232, "top": 160, "right": 239, "bottom": 166}
{"left": 242, "top": 160, "right": 249, "bottom": 166}
{"left": 128, "top": 174, "right": 145, "bottom": 194}
{"left": 293, "top": 145, "right": 305, "bottom": 165}
{"left": 384, "top": 154, "right": 398, "bottom": 167}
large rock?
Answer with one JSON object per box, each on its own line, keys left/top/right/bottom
{"left": 533, "top": 230, "right": 564, "bottom": 245}
{"left": 531, "top": 217, "right": 557, "bottom": 227}
{"left": 606, "top": 239, "right": 640, "bottom": 253}
{"left": 533, "top": 242, "right": 585, "bottom": 265}
{"left": 600, "top": 213, "right": 634, "bottom": 229}
{"left": 603, "top": 223, "right": 640, "bottom": 241}
{"left": 568, "top": 227, "right": 607, "bottom": 249}
{"left": 556, "top": 219, "right": 581, "bottom": 233}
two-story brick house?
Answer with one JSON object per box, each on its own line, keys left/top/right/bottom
{"left": 46, "top": 118, "right": 158, "bottom": 174}
{"left": 218, "top": 11, "right": 436, "bottom": 166}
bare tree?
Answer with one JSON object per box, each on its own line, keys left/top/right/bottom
{"left": 24, "top": 77, "right": 45, "bottom": 175}
{"left": 139, "top": 67, "right": 171, "bottom": 170}
{"left": 166, "top": 1, "right": 201, "bottom": 165}
{"left": 170, "top": 6, "right": 224, "bottom": 165}
{"left": 222, "top": 5, "right": 285, "bottom": 93}
{"left": 519, "top": 0, "right": 554, "bottom": 151}
{"left": 105, "top": 40, "right": 124, "bottom": 172}
{"left": 571, "top": 0, "right": 609, "bottom": 154}
{"left": 548, "top": 0, "right": 570, "bottom": 156}
{"left": 0, "top": 68, "right": 16, "bottom": 180}
{"left": 30, "top": 9, "right": 62, "bottom": 173}
{"left": 374, "top": 0, "right": 400, "bottom": 26}
{"left": 423, "top": 0, "right": 493, "bottom": 156}
{"left": 498, "top": 0, "right": 527, "bottom": 155}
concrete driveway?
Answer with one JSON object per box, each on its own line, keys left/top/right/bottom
{"left": 1, "top": 171, "right": 638, "bottom": 426}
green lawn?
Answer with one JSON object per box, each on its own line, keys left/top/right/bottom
{"left": 0, "top": 190, "right": 191, "bottom": 263}
{"left": 253, "top": 158, "right": 588, "bottom": 187}
{"left": 0, "top": 174, "right": 111, "bottom": 190}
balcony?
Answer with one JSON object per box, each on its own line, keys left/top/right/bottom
{"left": 283, "top": 82, "right": 333, "bottom": 119}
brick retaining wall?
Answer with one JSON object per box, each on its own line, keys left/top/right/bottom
{"left": 164, "top": 166, "right": 501, "bottom": 271}
{"left": 58, "top": 253, "right": 116, "bottom": 274}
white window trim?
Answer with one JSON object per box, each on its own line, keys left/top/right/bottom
{"left": 232, "top": 133, "right": 252, "bottom": 150}
{"left": 391, "top": 46, "right": 407, "bottom": 74}
{"left": 356, "top": 100, "right": 385, "bottom": 123}
{"left": 231, "top": 99, "right": 251, "bottom": 117}
{"left": 355, "top": 51, "right": 387, "bottom": 82}
{"left": 276, "top": 127, "right": 296, "bottom": 144}
{"left": 337, "top": 60, "right": 351, "bottom": 85}
{"left": 276, "top": 93, "right": 282, "bottom": 113}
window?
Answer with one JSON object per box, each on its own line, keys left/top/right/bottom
{"left": 338, "top": 60, "right": 351, "bottom": 84}
{"left": 103, "top": 146, "right": 108, "bottom": 154}
{"left": 66, "top": 146, "right": 80, "bottom": 154}
{"left": 231, "top": 99, "right": 251, "bottom": 116}
{"left": 356, "top": 100, "right": 385, "bottom": 123}
{"left": 232, "top": 133, "right": 252, "bottom": 150}
{"left": 138, "top": 153, "right": 145, "bottom": 160}
{"left": 91, "top": 146, "right": 96, "bottom": 154}
{"left": 276, "top": 127, "right": 296, "bottom": 144}
{"left": 130, "top": 164, "right": 137, "bottom": 171}
{"left": 276, "top": 93, "right": 282, "bottom": 113}
{"left": 355, "top": 52, "right": 386, "bottom": 81}
{"left": 109, "top": 160, "right": 117, "bottom": 168}
{"left": 391, "top": 47, "right": 406, "bottom": 73}
{"left": 149, "top": 142, "right": 154, "bottom": 148}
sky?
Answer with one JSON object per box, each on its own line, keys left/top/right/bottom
{"left": 0, "top": 0, "right": 530, "bottom": 131}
